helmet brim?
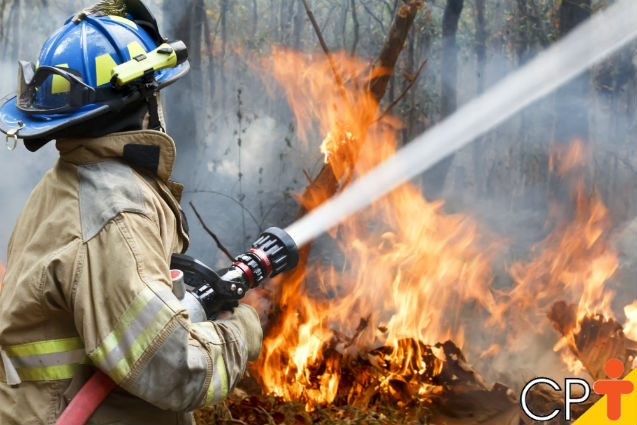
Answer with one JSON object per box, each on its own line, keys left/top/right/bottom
{"left": 0, "top": 61, "right": 189, "bottom": 144}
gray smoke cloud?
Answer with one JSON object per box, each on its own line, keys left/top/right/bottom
{"left": 0, "top": 0, "right": 635, "bottom": 391}
{"left": 0, "top": 0, "right": 85, "bottom": 261}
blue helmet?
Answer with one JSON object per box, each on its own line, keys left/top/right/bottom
{"left": 0, "top": 0, "right": 189, "bottom": 151}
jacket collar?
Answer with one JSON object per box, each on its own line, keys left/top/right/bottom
{"left": 56, "top": 130, "right": 177, "bottom": 182}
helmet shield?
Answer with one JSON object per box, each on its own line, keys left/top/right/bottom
{"left": 16, "top": 63, "right": 106, "bottom": 114}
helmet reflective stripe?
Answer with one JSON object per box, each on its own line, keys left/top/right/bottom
{"left": 95, "top": 43, "right": 146, "bottom": 87}
{"left": 127, "top": 41, "right": 147, "bottom": 60}
{"left": 51, "top": 64, "right": 70, "bottom": 94}
{"left": 34, "top": 14, "right": 157, "bottom": 107}
{"left": 109, "top": 15, "right": 137, "bottom": 29}
{"left": 95, "top": 54, "right": 118, "bottom": 86}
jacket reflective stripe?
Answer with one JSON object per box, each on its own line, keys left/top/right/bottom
{"left": 10, "top": 349, "right": 87, "bottom": 369}
{"left": 88, "top": 287, "right": 177, "bottom": 383}
{"left": 206, "top": 346, "right": 228, "bottom": 404}
{"left": 16, "top": 360, "right": 90, "bottom": 381}
{"left": 193, "top": 322, "right": 228, "bottom": 404}
{"left": 3, "top": 337, "right": 83, "bottom": 357}
{"left": 2, "top": 337, "right": 88, "bottom": 381}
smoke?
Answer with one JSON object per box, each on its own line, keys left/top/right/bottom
{"left": 0, "top": 0, "right": 91, "bottom": 262}
{"left": 436, "top": 37, "right": 637, "bottom": 383}
{"left": 0, "top": 60, "right": 58, "bottom": 262}
{"left": 0, "top": 0, "right": 635, "bottom": 390}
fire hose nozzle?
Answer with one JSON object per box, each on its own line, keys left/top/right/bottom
{"left": 232, "top": 227, "right": 299, "bottom": 288}
{"left": 171, "top": 227, "right": 299, "bottom": 319}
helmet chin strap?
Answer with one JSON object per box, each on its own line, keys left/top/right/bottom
{"left": 139, "top": 75, "right": 165, "bottom": 132}
{"left": 142, "top": 92, "right": 166, "bottom": 132}
{"left": 145, "top": 93, "right": 164, "bottom": 132}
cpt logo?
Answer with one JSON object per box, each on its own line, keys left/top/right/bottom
{"left": 521, "top": 359, "right": 634, "bottom": 421}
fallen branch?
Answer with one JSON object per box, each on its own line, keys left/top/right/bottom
{"left": 189, "top": 201, "right": 235, "bottom": 262}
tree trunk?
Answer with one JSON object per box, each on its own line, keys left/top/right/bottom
{"left": 425, "top": 0, "right": 463, "bottom": 197}
{"left": 250, "top": 0, "right": 258, "bottom": 39}
{"left": 278, "top": 0, "right": 285, "bottom": 42}
{"left": 472, "top": 0, "right": 487, "bottom": 194}
{"left": 368, "top": 0, "right": 422, "bottom": 101}
{"left": 475, "top": 0, "right": 486, "bottom": 94}
{"left": 554, "top": 0, "right": 591, "bottom": 144}
{"left": 559, "top": 0, "right": 591, "bottom": 35}
{"left": 203, "top": 7, "right": 216, "bottom": 101}
{"left": 440, "top": 0, "right": 463, "bottom": 118}
{"left": 292, "top": 0, "right": 304, "bottom": 49}
{"left": 341, "top": 1, "right": 350, "bottom": 49}
{"left": 402, "top": 28, "right": 415, "bottom": 144}
{"left": 350, "top": 0, "right": 360, "bottom": 56}
{"left": 220, "top": 0, "right": 228, "bottom": 109}
{"left": 270, "top": 0, "right": 276, "bottom": 37}
{"left": 515, "top": 0, "right": 529, "bottom": 64}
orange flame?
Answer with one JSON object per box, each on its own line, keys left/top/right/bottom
{"left": 485, "top": 143, "right": 622, "bottom": 374}
{"left": 252, "top": 49, "right": 497, "bottom": 409}
{"left": 249, "top": 50, "right": 631, "bottom": 407}
{"left": 490, "top": 187, "right": 618, "bottom": 332}
{"left": 624, "top": 301, "right": 637, "bottom": 341}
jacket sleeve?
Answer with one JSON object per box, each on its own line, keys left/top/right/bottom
{"left": 72, "top": 211, "right": 257, "bottom": 411}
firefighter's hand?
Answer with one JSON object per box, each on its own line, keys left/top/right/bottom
{"left": 223, "top": 304, "right": 263, "bottom": 361}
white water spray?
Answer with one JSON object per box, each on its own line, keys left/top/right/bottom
{"left": 286, "top": 0, "right": 637, "bottom": 246}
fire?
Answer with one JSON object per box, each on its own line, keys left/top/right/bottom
{"left": 253, "top": 48, "right": 497, "bottom": 409}
{"left": 624, "top": 301, "right": 637, "bottom": 341}
{"left": 489, "top": 183, "right": 618, "bottom": 334}
{"left": 248, "top": 50, "right": 634, "bottom": 409}
{"left": 487, "top": 143, "right": 632, "bottom": 377}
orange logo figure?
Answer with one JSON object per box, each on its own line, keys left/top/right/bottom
{"left": 593, "top": 359, "right": 635, "bottom": 421}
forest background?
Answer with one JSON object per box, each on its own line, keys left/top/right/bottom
{"left": 0, "top": 0, "right": 635, "bottom": 404}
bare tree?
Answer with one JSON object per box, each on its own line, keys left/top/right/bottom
{"left": 350, "top": 0, "right": 360, "bottom": 56}
{"left": 425, "top": 0, "right": 463, "bottom": 196}
{"left": 475, "top": 0, "right": 486, "bottom": 94}
{"left": 292, "top": 0, "right": 305, "bottom": 49}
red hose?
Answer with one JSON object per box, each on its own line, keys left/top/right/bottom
{"left": 56, "top": 370, "right": 116, "bottom": 425}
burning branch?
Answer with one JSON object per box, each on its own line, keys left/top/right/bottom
{"left": 297, "top": 0, "right": 424, "bottom": 218}
{"left": 367, "top": 1, "right": 424, "bottom": 102}
{"left": 263, "top": 0, "right": 425, "bottom": 341}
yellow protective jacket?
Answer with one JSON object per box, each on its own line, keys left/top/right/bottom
{"left": 0, "top": 130, "right": 256, "bottom": 424}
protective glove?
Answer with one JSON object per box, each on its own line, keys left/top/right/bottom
{"left": 224, "top": 304, "right": 263, "bottom": 361}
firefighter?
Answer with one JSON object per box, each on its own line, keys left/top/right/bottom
{"left": 0, "top": 1, "right": 263, "bottom": 423}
